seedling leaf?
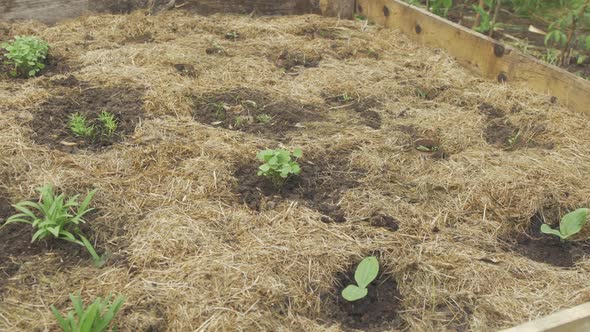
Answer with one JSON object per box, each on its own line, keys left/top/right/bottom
{"left": 559, "top": 208, "right": 589, "bottom": 239}
{"left": 354, "top": 256, "right": 379, "bottom": 288}
{"left": 342, "top": 285, "right": 368, "bottom": 302}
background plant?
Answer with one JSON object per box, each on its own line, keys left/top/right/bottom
{"left": 51, "top": 293, "right": 125, "bottom": 332}
{"left": 541, "top": 208, "right": 589, "bottom": 240}
{"left": 256, "top": 148, "right": 302, "bottom": 187}
{"left": 342, "top": 256, "right": 379, "bottom": 301}
{"left": 3, "top": 184, "right": 103, "bottom": 265}
{"left": 1, "top": 35, "right": 49, "bottom": 77}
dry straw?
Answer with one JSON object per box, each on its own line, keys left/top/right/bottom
{"left": 1, "top": 9, "right": 590, "bottom": 332}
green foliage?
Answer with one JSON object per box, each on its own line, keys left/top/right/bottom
{"left": 473, "top": 4, "right": 493, "bottom": 33}
{"left": 541, "top": 208, "right": 589, "bottom": 240}
{"left": 1, "top": 35, "right": 49, "bottom": 77}
{"left": 4, "top": 184, "right": 103, "bottom": 265}
{"left": 256, "top": 148, "right": 302, "bottom": 187}
{"left": 51, "top": 293, "right": 125, "bottom": 332}
{"left": 416, "top": 145, "right": 439, "bottom": 152}
{"left": 341, "top": 256, "right": 380, "bottom": 302}
{"left": 430, "top": 0, "right": 453, "bottom": 17}
{"left": 70, "top": 114, "right": 95, "bottom": 138}
{"left": 256, "top": 113, "right": 272, "bottom": 124}
{"left": 98, "top": 111, "right": 118, "bottom": 137}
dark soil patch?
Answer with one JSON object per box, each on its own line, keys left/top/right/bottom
{"left": 234, "top": 149, "right": 364, "bottom": 223}
{"left": 297, "top": 26, "right": 343, "bottom": 40}
{"left": 369, "top": 214, "right": 399, "bottom": 232}
{"left": 500, "top": 208, "right": 590, "bottom": 267}
{"left": 395, "top": 125, "right": 449, "bottom": 159}
{"left": 275, "top": 49, "right": 321, "bottom": 72}
{"left": 321, "top": 259, "right": 403, "bottom": 331}
{"left": 29, "top": 85, "right": 145, "bottom": 152}
{"left": 174, "top": 63, "right": 197, "bottom": 77}
{"left": 325, "top": 94, "right": 382, "bottom": 129}
{"left": 478, "top": 103, "right": 506, "bottom": 118}
{"left": 192, "top": 88, "right": 322, "bottom": 139}
{"left": 484, "top": 119, "right": 553, "bottom": 150}
{"left": 205, "top": 45, "right": 227, "bottom": 56}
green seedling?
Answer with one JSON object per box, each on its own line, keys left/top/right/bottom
{"left": 342, "top": 256, "right": 379, "bottom": 301}
{"left": 210, "top": 102, "right": 227, "bottom": 120}
{"left": 98, "top": 111, "right": 117, "bottom": 137}
{"left": 51, "top": 293, "right": 125, "bottom": 332}
{"left": 225, "top": 31, "right": 239, "bottom": 40}
{"left": 256, "top": 113, "right": 272, "bottom": 124}
{"left": 541, "top": 208, "right": 589, "bottom": 241}
{"left": 1, "top": 35, "right": 49, "bottom": 77}
{"left": 69, "top": 113, "right": 95, "bottom": 138}
{"left": 3, "top": 184, "right": 103, "bottom": 266}
{"left": 339, "top": 93, "right": 353, "bottom": 103}
{"left": 256, "top": 148, "right": 302, "bottom": 187}
{"left": 507, "top": 130, "right": 520, "bottom": 147}
{"left": 416, "top": 145, "right": 439, "bottom": 152}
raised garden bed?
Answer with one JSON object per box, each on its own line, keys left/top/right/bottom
{"left": 1, "top": 7, "right": 590, "bottom": 332}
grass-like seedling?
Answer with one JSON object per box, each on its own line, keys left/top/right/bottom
{"left": 1, "top": 35, "right": 49, "bottom": 77}
{"left": 342, "top": 256, "right": 379, "bottom": 301}
{"left": 416, "top": 145, "right": 439, "bottom": 152}
{"left": 98, "top": 111, "right": 118, "bottom": 137}
{"left": 507, "top": 130, "right": 521, "bottom": 147}
{"left": 256, "top": 148, "right": 302, "bottom": 187}
{"left": 256, "top": 113, "right": 272, "bottom": 124}
{"left": 541, "top": 208, "right": 589, "bottom": 241}
{"left": 3, "top": 184, "right": 103, "bottom": 265}
{"left": 69, "top": 113, "right": 95, "bottom": 138}
{"left": 51, "top": 293, "right": 125, "bottom": 332}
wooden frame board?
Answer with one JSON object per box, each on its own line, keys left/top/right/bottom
{"left": 500, "top": 302, "right": 590, "bottom": 332}
{"left": 356, "top": 0, "right": 590, "bottom": 115}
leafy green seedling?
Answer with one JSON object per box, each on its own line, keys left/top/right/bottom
{"left": 416, "top": 145, "right": 439, "bottom": 152}
{"left": 225, "top": 31, "right": 239, "bottom": 40}
{"left": 98, "top": 111, "right": 118, "bottom": 137}
{"left": 342, "top": 256, "right": 379, "bottom": 301}
{"left": 1, "top": 35, "right": 49, "bottom": 77}
{"left": 256, "top": 114, "right": 272, "bottom": 124}
{"left": 507, "top": 130, "right": 521, "bottom": 147}
{"left": 51, "top": 293, "right": 125, "bottom": 332}
{"left": 256, "top": 148, "right": 302, "bottom": 187}
{"left": 3, "top": 184, "right": 103, "bottom": 266}
{"left": 69, "top": 113, "right": 95, "bottom": 138}
{"left": 541, "top": 208, "right": 589, "bottom": 241}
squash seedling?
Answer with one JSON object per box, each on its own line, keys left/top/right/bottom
{"left": 541, "top": 208, "right": 589, "bottom": 241}
{"left": 3, "top": 184, "right": 104, "bottom": 266}
{"left": 342, "top": 256, "right": 379, "bottom": 301}
{"left": 51, "top": 293, "right": 125, "bottom": 332}
{"left": 256, "top": 148, "right": 302, "bottom": 187}
{"left": 1, "top": 35, "right": 49, "bottom": 77}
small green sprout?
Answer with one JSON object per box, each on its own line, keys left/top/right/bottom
{"left": 234, "top": 116, "right": 244, "bottom": 127}
{"left": 256, "top": 113, "right": 272, "bottom": 124}
{"left": 1, "top": 35, "right": 49, "bottom": 77}
{"left": 225, "top": 31, "right": 239, "bottom": 40}
{"left": 3, "top": 184, "right": 103, "bottom": 266}
{"left": 97, "top": 111, "right": 118, "bottom": 137}
{"left": 256, "top": 148, "right": 302, "bottom": 187}
{"left": 342, "top": 256, "right": 379, "bottom": 302}
{"left": 416, "top": 145, "right": 439, "bottom": 152}
{"left": 507, "top": 130, "right": 521, "bottom": 147}
{"left": 541, "top": 208, "right": 589, "bottom": 241}
{"left": 69, "top": 113, "right": 95, "bottom": 138}
{"left": 51, "top": 293, "right": 125, "bottom": 332}
{"left": 414, "top": 88, "right": 427, "bottom": 99}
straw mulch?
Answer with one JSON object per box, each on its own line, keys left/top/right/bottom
{"left": 1, "top": 9, "right": 590, "bottom": 332}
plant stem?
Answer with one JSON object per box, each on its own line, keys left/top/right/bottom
{"left": 560, "top": 0, "right": 590, "bottom": 66}
{"left": 489, "top": 0, "right": 501, "bottom": 37}
{"left": 472, "top": 0, "right": 485, "bottom": 29}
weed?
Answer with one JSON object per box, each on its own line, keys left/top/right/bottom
{"left": 51, "top": 293, "right": 125, "bottom": 332}
{"left": 507, "top": 130, "right": 521, "bottom": 147}
{"left": 256, "top": 113, "right": 272, "bottom": 124}
{"left": 3, "top": 184, "right": 103, "bottom": 266}
{"left": 225, "top": 31, "right": 239, "bottom": 40}
{"left": 416, "top": 145, "right": 439, "bottom": 152}
{"left": 256, "top": 148, "right": 302, "bottom": 187}
{"left": 98, "top": 111, "right": 118, "bottom": 137}
{"left": 210, "top": 102, "right": 227, "bottom": 120}
{"left": 541, "top": 208, "right": 589, "bottom": 241}
{"left": 1, "top": 35, "right": 49, "bottom": 77}
{"left": 342, "top": 256, "right": 379, "bottom": 302}
{"left": 69, "top": 113, "right": 95, "bottom": 138}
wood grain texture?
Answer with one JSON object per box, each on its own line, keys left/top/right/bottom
{"left": 356, "top": 0, "right": 590, "bottom": 115}
{"left": 500, "top": 302, "right": 590, "bottom": 332}
{"left": 0, "top": 0, "right": 87, "bottom": 23}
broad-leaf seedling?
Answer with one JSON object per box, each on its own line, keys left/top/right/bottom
{"left": 256, "top": 148, "right": 302, "bottom": 187}
{"left": 1, "top": 36, "right": 49, "bottom": 77}
{"left": 541, "top": 208, "right": 589, "bottom": 241}
{"left": 3, "top": 184, "right": 103, "bottom": 266}
{"left": 51, "top": 293, "right": 125, "bottom": 332}
{"left": 342, "top": 256, "right": 379, "bottom": 301}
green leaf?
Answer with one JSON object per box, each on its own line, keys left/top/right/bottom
{"left": 50, "top": 305, "right": 69, "bottom": 330}
{"left": 354, "top": 256, "right": 379, "bottom": 288}
{"left": 259, "top": 164, "right": 271, "bottom": 173}
{"left": 559, "top": 208, "right": 589, "bottom": 239}
{"left": 292, "top": 148, "right": 302, "bottom": 158}
{"left": 342, "top": 285, "right": 368, "bottom": 301}
{"left": 540, "top": 224, "right": 564, "bottom": 239}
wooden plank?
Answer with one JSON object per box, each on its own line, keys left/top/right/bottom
{"left": 500, "top": 302, "right": 590, "bottom": 332}
{"left": 0, "top": 0, "right": 87, "bottom": 24}
{"left": 356, "top": 0, "right": 590, "bottom": 115}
